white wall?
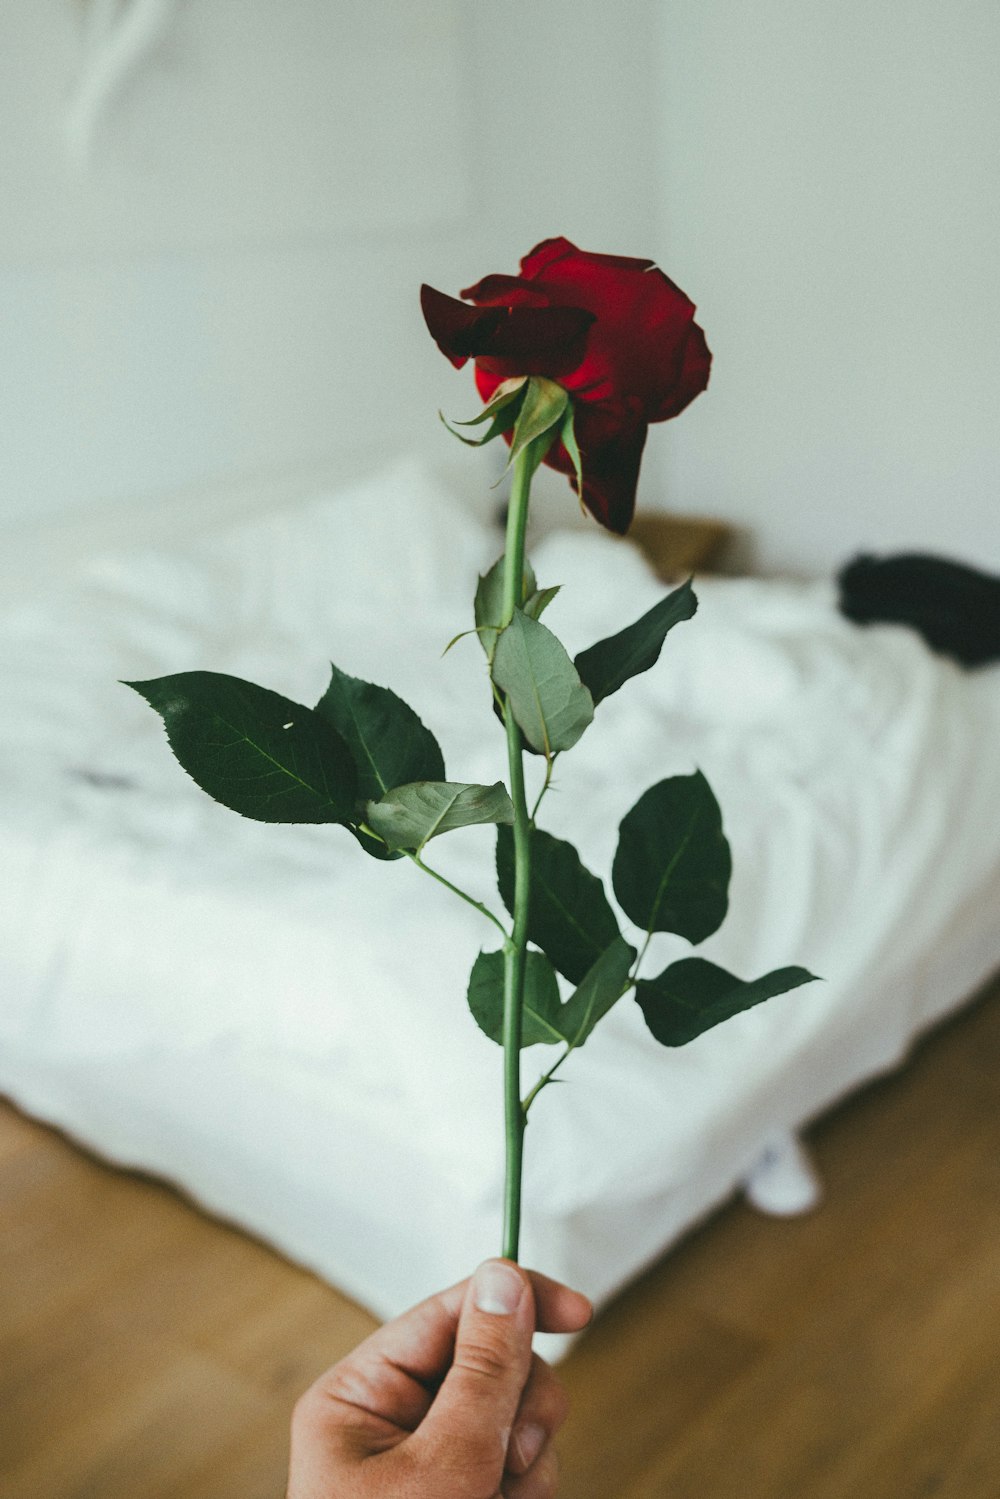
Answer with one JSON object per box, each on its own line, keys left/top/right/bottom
{"left": 655, "top": 1, "right": 1000, "bottom": 576}
{"left": 7, "top": 2, "right": 996, "bottom": 578}
{"left": 0, "top": 1, "right": 660, "bottom": 532}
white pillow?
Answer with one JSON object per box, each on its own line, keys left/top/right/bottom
{"left": 1, "top": 457, "right": 500, "bottom": 792}
{"left": 82, "top": 455, "right": 497, "bottom": 635}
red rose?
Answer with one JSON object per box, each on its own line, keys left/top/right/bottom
{"left": 421, "top": 236, "right": 711, "bottom": 533}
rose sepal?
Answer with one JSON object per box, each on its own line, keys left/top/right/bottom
{"left": 451, "top": 377, "right": 528, "bottom": 426}
{"left": 504, "top": 377, "right": 570, "bottom": 475}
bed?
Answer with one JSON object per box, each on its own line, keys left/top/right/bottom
{"left": 3, "top": 455, "right": 999, "bottom": 1351}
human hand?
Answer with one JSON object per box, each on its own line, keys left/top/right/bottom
{"left": 286, "top": 1259, "right": 592, "bottom": 1499}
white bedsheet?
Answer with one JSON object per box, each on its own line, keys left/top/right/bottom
{"left": 2, "top": 457, "right": 999, "bottom": 1334}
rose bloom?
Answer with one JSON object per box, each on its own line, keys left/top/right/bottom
{"left": 421, "top": 236, "right": 711, "bottom": 534}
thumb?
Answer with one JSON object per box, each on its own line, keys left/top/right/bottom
{"left": 414, "top": 1259, "right": 535, "bottom": 1481}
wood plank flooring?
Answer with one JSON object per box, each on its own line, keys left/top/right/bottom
{"left": 1, "top": 974, "right": 998, "bottom": 1498}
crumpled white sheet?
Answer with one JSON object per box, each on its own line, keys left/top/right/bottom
{"left": 2, "top": 457, "right": 999, "bottom": 1325}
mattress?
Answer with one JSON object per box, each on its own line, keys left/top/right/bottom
{"left": 2, "top": 456, "right": 999, "bottom": 1345}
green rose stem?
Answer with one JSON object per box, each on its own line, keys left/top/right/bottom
{"left": 499, "top": 443, "right": 535, "bottom": 1261}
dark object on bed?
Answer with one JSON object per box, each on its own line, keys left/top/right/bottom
{"left": 837, "top": 553, "right": 1000, "bottom": 667}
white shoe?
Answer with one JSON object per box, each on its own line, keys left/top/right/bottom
{"left": 742, "top": 1131, "right": 823, "bottom": 1216}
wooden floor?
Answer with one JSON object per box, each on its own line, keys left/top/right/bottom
{"left": 2, "top": 976, "right": 999, "bottom": 1499}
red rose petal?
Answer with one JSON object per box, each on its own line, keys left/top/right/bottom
{"left": 421, "top": 285, "right": 593, "bottom": 377}
{"left": 460, "top": 273, "right": 550, "bottom": 308}
{"left": 522, "top": 236, "right": 657, "bottom": 283}
{"left": 474, "top": 304, "right": 595, "bottom": 378}
{"left": 650, "top": 319, "right": 712, "bottom": 421}
{"left": 519, "top": 237, "right": 577, "bottom": 278}
{"left": 474, "top": 365, "right": 505, "bottom": 407}
{"left": 560, "top": 405, "right": 648, "bottom": 534}
{"left": 420, "top": 284, "right": 494, "bottom": 369}
{"left": 425, "top": 240, "right": 711, "bottom": 534}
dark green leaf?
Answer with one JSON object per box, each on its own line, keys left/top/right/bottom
{"left": 315, "top": 663, "right": 444, "bottom": 802}
{"left": 467, "top": 948, "right": 566, "bottom": 1047}
{"left": 366, "top": 780, "right": 514, "bottom": 852}
{"left": 575, "top": 579, "right": 698, "bottom": 707}
{"left": 612, "top": 771, "right": 731, "bottom": 942}
{"left": 467, "top": 939, "right": 637, "bottom": 1050}
{"left": 475, "top": 554, "right": 538, "bottom": 665}
{"left": 635, "top": 958, "right": 819, "bottom": 1047}
{"left": 492, "top": 609, "right": 594, "bottom": 755}
{"left": 524, "top": 584, "right": 561, "bottom": 621}
{"left": 350, "top": 825, "right": 402, "bottom": 861}
{"left": 125, "top": 671, "right": 357, "bottom": 824}
{"left": 557, "top": 937, "right": 637, "bottom": 1047}
{"left": 497, "top": 825, "right": 621, "bottom": 984}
